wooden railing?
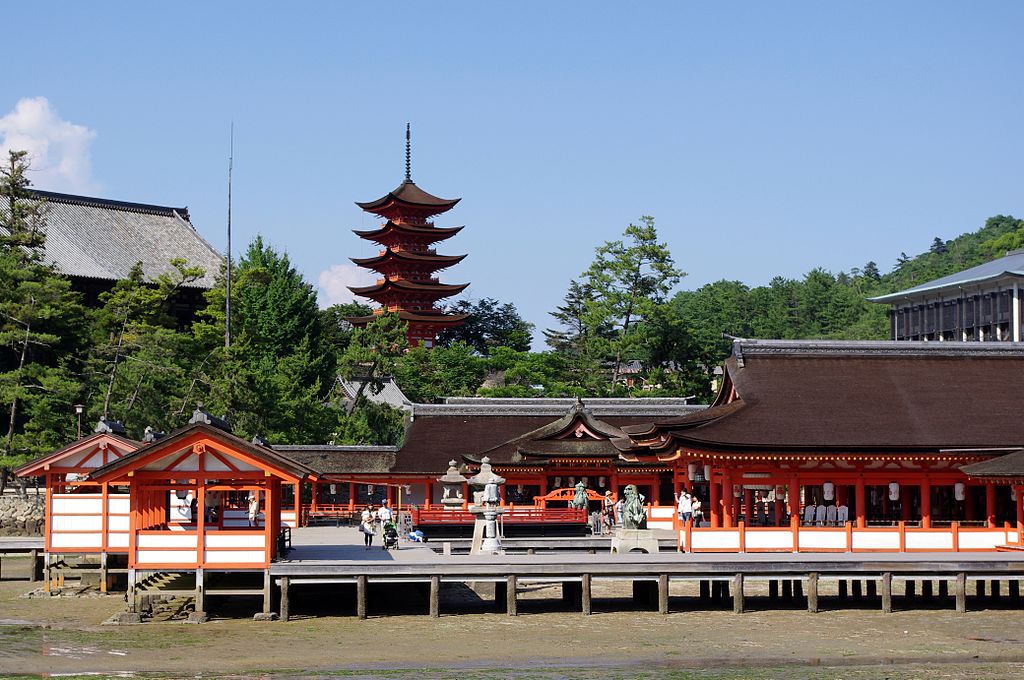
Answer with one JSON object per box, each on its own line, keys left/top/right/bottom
{"left": 411, "top": 506, "right": 587, "bottom": 526}
{"left": 679, "top": 517, "right": 1021, "bottom": 554}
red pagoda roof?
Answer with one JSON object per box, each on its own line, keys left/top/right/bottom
{"left": 350, "top": 250, "right": 466, "bottom": 270}
{"left": 356, "top": 180, "right": 460, "bottom": 216}
{"left": 353, "top": 222, "right": 464, "bottom": 244}
{"left": 347, "top": 310, "right": 471, "bottom": 326}
{"left": 348, "top": 278, "right": 469, "bottom": 298}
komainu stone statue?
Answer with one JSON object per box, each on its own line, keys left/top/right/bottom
{"left": 623, "top": 484, "right": 647, "bottom": 530}
{"left": 570, "top": 480, "right": 588, "bottom": 509}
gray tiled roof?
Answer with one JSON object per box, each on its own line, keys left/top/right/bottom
{"left": 869, "top": 249, "right": 1024, "bottom": 303}
{"left": 340, "top": 377, "right": 412, "bottom": 411}
{"left": 28, "top": 190, "right": 223, "bottom": 288}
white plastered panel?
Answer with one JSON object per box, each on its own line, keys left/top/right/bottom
{"left": 203, "top": 550, "right": 265, "bottom": 564}
{"left": 135, "top": 550, "right": 197, "bottom": 564}
{"left": 745, "top": 529, "right": 794, "bottom": 550}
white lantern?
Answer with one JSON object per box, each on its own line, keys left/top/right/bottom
{"left": 954, "top": 482, "right": 966, "bottom": 501}
{"left": 733, "top": 485, "right": 742, "bottom": 498}
{"left": 367, "top": 484, "right": 374, "bottom": 495}
{"left": 822, "top": 482, "right": 835, "bottom": 502}
{"left": 599, "top": 477, "right": 606, "bottom": 487}
{"left": 582, "top": 477, "right": 588, "bottom": 486}
{"left": 687, "top": 463, "right": 698, "bottom": 481}
{"left": 888, "top": 482, "right": 900, "bottom": 502}
{"left": 329, "top": 484, "right": 337, "bottom": 495}
{"left": 569, "top": 477, "right": 575, "bottom": 485}
{"left": 703, "top": 465, "right": 712, "bottom": 481}
{"left": 554, "top": 477, "right": 562, "bottom": 487}
{"left": 404, "top": 485, "right": 412, "bottom": 494}
{"left": 1012, "top": 487, "right": 1018, "bottom": 502}
{"left": 517, "top": 484, "right": 524, "bottom": 494}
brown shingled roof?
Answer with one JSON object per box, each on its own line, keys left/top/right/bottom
{"left": 618, "top": 340, "right": 1024, "bottom": 455}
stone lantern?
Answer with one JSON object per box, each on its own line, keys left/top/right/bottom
{"left": 467, "top": 456, "right": 506, "bottom": 554}
{"left": 437, "top": 460, "right": 468, "bottom": 510}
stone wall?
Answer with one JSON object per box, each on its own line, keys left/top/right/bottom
{"left": 0, "top": 494, "right": 45, "bottom": 536}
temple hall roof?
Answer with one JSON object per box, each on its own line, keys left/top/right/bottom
{"left": 961, "top": 450, "right": 1024, "bottom": 479}
{"left": 618, "top": 339, "right": 1024, "bottom": 456}
{"left": 870, "top": 249, "right": 1024, "bottom": 303}
{"left": 25, "top": 190, "right": 223, "bottom": 288}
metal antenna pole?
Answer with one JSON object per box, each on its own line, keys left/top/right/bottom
{"left": 225, "top": 123, "right": 233, "bottom": 349}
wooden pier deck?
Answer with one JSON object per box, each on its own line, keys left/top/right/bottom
{"left": 265, "top": 527, "right": 1024, "bottom": 621}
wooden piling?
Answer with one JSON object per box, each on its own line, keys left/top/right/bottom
{"left": 658, "top": 574, "right": 669, "bottom": 615}
{"left": 263, "top": 570, "right": 272, "bottom": 614}
{"left": 356, "top": 574, "right": 367, "bottom": 619}
{"left": 807, "top": 573, "right": 819, "bottom": 613}
{"left": 955, "top": 573, "right": 966, "bottom": 613}
{"left": 881, "top": 573, "right": 892, "bottom": 613}
{"left": 506, "top": 575, "right": 518, "bottom": 617}
{"left": 279, "top": 577, "right": 290, "bottom": 621}
{"left": 429, "top": 575, "right": 440, "bottom": 618}
{"left": 838, "top": 579, "right": 848, "bottom": 600}
{"left": 853, "top": 579, "right": 863, "bottom": 600}
{"left": 582, "top": 574, "right": 592, "bottom": 615}
{"left": 28, "top": 549, "right": 38, "bottom": 583}
{"left": 732, "top": 574, "right": 744, "bottom": 614}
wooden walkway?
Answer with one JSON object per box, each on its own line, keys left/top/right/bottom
{"left": 268, "top": 527, "right": 1024, "bottom": 620}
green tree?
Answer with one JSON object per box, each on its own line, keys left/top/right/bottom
{"left": 437, "top": 298, "right": 533, "bottom": 354}
{"left": 543, "top": 280, "right": 609, "bottom": 394}
{"left": 394, "top": 341, "right": 487, "bottom": 403}
{"left": 0, "top": 152, "right": 87, "bottom": 489}
{"left": 581, "top": 216, "right": 683, "bottom": 387}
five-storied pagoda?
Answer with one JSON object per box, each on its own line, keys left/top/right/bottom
{"left": 347, "top": 125, "right": 469, "bottom": 347}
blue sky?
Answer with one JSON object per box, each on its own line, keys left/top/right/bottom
{"left": 3, "top": 2, "right": 1023, "bottom": 347}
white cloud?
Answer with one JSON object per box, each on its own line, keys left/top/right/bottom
{"left": 317, "top": 263, "right": 376, "bottom": 307}
{"left": 0, "top": 97, "right": 98, "bottom": 194}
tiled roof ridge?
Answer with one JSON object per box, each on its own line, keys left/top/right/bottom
{"left": 412, "top": 402, "right": 707, "bottom": 417}
{"left": 732, "top": 338, "right": 1024, "bottom": 358}
{"left": 32, "top": 189, "right": 191, "bottom": 222}
{"left": 275, "top": 444, "right": 400, "bottom": 452}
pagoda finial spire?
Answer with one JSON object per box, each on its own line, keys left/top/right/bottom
{"left": 404, "top": 123, "right": 412, "bottom": 183}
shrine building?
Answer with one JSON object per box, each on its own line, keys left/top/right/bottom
{"left": 346, "top": 125, "right": 469, "bottom": 347}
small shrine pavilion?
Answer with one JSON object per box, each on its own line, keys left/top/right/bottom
{"left": 347, "top": 125, "right": 469, "bottom": 347}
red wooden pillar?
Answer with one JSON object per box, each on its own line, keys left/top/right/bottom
{"left": 773, "top": 488, "right": 784, "bottom": 527}
{"left": 742, "top": 488, "right": 753, "bottom": 525}
{"left": 348, "top": 482, "right": 356, "bottom": 511}
{"left": 722, "top": 469, "right": 733, "bottom": 529}
{"left": 920, "top": 478, "right": 931, "bottom": 529}
{"left": 986, "top": 484, "right": 997, "bottom": 528}
{"left": 709, "top": 475, "right": 721, "bottom": 528}
{"left": 788, "top": 477, "right": 800, "bottom": 525}
{"left": 1015, "top": 485, "right": 1024, "bottom": 531}
{"left": 855, "top": 477, "right": 866, "bottom": 529}
{"left": 424, "top": 482, "right": 432, "bottom": 510}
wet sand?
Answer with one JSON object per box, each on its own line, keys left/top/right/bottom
{"left": 4, "top": 574, "right": 1024, "bottom": 679}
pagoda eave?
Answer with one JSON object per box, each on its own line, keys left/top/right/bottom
{"left": 347, "top": 311, "right": 471, "bottom": 326}
{"left": 355, "top": 181, "right": 460, "bottom": 216}
{"left": 349, "top": 252, "right": 467, "bottom": 268}
{"left": 348, "top": 280, "right": 469, "bottom": 297}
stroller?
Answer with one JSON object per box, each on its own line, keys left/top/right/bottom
{"left": 382, "top": 520, "right": 399, "bottom": 550}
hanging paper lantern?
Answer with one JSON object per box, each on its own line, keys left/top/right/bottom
{"left": 599, "top": 477, "right": 606, "bottom": 487}
{"left": 733, "top": 485, "right": 742, "bottom": 498}
{"left": 582, "top": 477, "right": 588, "bottom": 486}
{"left": 1012, "top": 486, "right": 1018, "bottom": 502}
{"left": 554, "top": 477, "right": 562, "bottom": 487}
{"left": 954, "top": 482, "right": 966, "bottom": 501}
{"left": 517, "top": 484, "right": 524, "bottom": 494}
{"left": 704, "top": 465, "right": 712, "bottom": 481}
{"left": 569, "top": 477, "right": 575, "bottom": 486}
{"left": 688, "top": 463, "right": 698, "bottom": 481}
{"left": 329, "top": 484, "right": 337, "bottom": 495}
{"left": 887, "top": 482, "right": 899, "bottom": 502}
{"left": 822, "top": 482, "right": 835, "bottom": 501}
{"left": 367, "top": 484, "right": 374, "bottom": 495}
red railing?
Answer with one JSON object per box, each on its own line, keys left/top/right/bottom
{"left": 411, "top": 506, "right": 587, "bottom": 526}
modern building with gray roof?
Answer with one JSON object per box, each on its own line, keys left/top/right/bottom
{"left": 869, "top": 249, "right": 1024, "bottom": 342}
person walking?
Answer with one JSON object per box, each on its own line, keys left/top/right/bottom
{"left": 377, "top": 499, "right": 395, "bottom": 538}
{"left": 691, "top": 496, "right": 703, "bottom": 527}
{"left": 614, "top": 497, "right": 625, "bottom": 527}
{"left": 676, "top": 490, "right": 693, "bottom": 526}
{"left": 247, "top": 492, "right": 260, "bottom": 527}
{"left": 361, "top": 505, "right": 375, "bottom": 549}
